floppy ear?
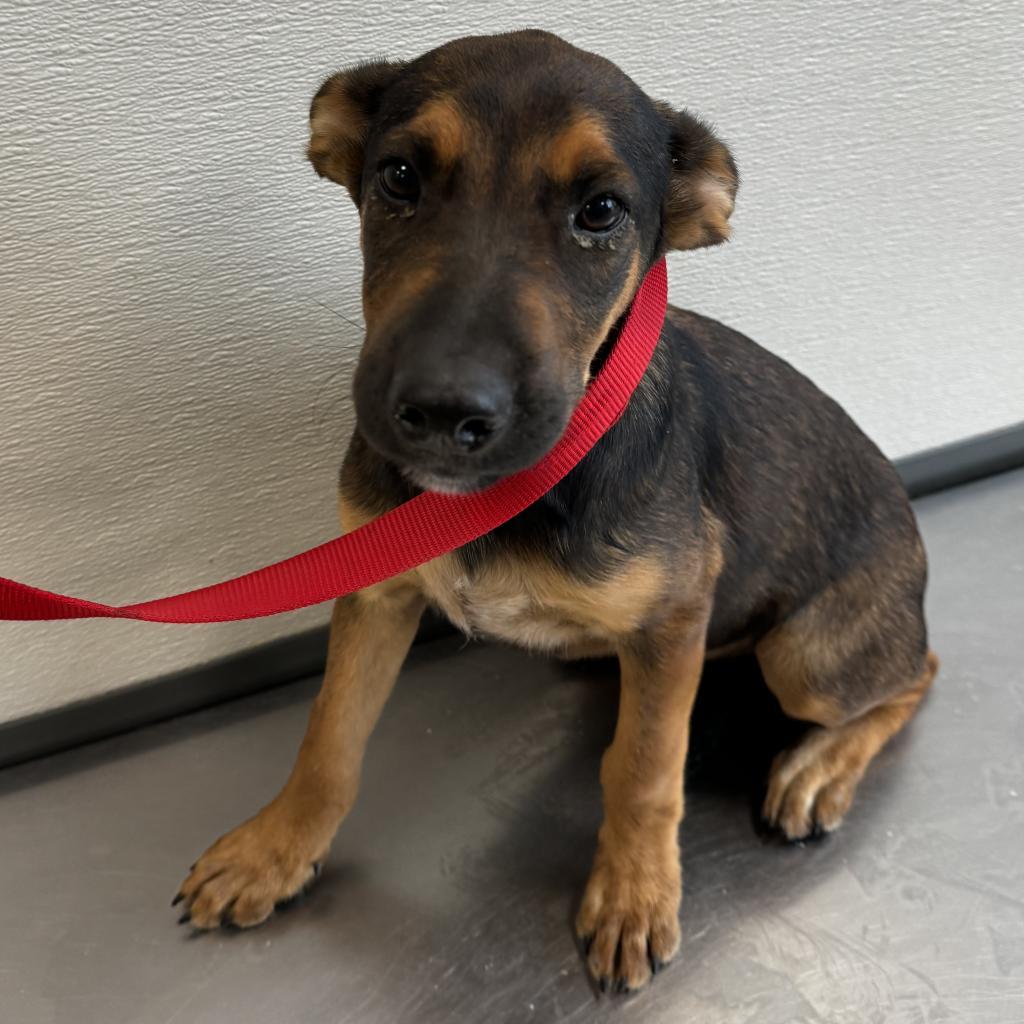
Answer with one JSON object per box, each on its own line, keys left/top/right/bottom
{"left": 655, "top": 104, "right": 738, "bottom": 251}
{"left": 307, "top": 59, "right": 406, "bottom": 203}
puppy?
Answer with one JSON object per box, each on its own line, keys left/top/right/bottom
{"left": 175, "top": 30, "right": 936, "bottom": 993}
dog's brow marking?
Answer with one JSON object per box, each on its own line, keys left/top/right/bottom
{"left": 543, "top": 113, "right": 618, "bottom": 183}
{"left": 408, "top": 95, "right": 466, "bottom": 169}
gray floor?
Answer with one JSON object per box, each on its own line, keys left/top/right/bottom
{"left": 2, "top": 470, "right": 1023, "bottom": 1024}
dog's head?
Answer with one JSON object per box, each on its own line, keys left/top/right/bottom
{"left": 309, "top": 30, "right": 736, "bottom": 493}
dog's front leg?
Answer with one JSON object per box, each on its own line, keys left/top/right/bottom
{"left": 577, "top": 606, "right": 709, "bottom": 992}
{"left": 177, "top": 584, "right": 425, "bottom": 928}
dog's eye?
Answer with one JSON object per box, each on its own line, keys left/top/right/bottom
{"left": 379, "top": 160, "right": 420, "bottom": 202}
{"left": 576, "top": 195, "right": 625, "bottom": 233}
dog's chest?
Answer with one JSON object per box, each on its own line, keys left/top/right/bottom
{"left": 414, "top": 553, "right": 662, "bottom": 653}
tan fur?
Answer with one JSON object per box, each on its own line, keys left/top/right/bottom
{"left": 347, "top": 492, "right": 668, "bottom": 650}
{"left": 177, "top": 585, "right": 424, "bottom": 928}
{"left": 407, "top": 95, "right": 467, "bottom": 169}
{"left": 704, "top": 636, "right": 756, "bottom": 661}
{"left": 757, "top": 551, "right": 926, "bottom": 727}
{"left": 758, "top": 630, "right": 851, "bottom": 727}
{"left": 542, "top": 112, "right": 619, "bottom": 183}
{"left": 763, "top": 651, "right": 938, "bottom": 839}
{"left": 415, "top": 506, "right": 722, "bottom": 653}
{"left": 362, "top": 260, "right": 439, "bottom": 339}
{"left": 580, "top": 251, "right": 641, "bottom": 386}
{"left": 339, "top": 495, "right": 724, "bottom": 661}
{"left": 593, "top": 251, "right": 641, "bottom": 345}
{"left": 517, "top": 278, "right": 568, "bottom": 361}
{"left": 664, "top": 142, "right": 736, "bottom": 251}
{"left": 572, "top": 524, "right": 723, "bottom": 989}
{"left": 413, "top": 550, "right": 665, "bottom": 652}
{"left": 515, "top": 278, "right": 579, "bottom": 387}
{"left": 308, "top": 83, "right": 371, "bottom": 199}
{"left": 577, "top": 606, "right": 712, "bottom": 989}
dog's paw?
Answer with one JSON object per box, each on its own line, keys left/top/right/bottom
{"left": 762, "top": 727, "right": 862, "bottom": 841}
{"left": 173, "top": 808, "right": 325, "bottom": 930}
{"left": 575, "top": 835, "right": 682, "bottom": 993}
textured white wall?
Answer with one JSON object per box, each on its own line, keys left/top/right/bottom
{"left": 1, "top": 1, "right": 1021, "bottom": 722}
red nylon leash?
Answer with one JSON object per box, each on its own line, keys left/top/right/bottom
{"left": 0, "top": 259, "right": 667, "bottom": 623}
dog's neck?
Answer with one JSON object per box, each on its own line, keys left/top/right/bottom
{"left": 459, "top": 318, "right": 684, "bottom": 575}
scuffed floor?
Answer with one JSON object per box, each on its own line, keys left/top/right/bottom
{"left": 2, "top": 470, "right": 1022, "bottom": 1023}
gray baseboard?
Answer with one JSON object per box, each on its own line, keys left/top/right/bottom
{"left": 2, "top": 421, "right": 1022, "bottom": 771}
{"left": 899, "top": 421, "right": 1024, "bottom": 499}
{"left": 0, "top": 624, "right": 329, "bottom": 772}
{"left": 0, "top": 611, "right": 453, "bottom": 771}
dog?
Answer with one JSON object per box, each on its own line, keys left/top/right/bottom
{"left": 174, "top": 30, "right": 937, "bottom": 993}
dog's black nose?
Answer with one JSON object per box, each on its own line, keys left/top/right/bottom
{"left": 390, "top": 373, "right": 510, "bottom": 454}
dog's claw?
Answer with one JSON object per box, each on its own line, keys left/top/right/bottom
{"left": 218, "top": 899, "right": 240, "bottom": 930}
{"left": 177, "top": 912, "right": 191, "bottom": 926}
{"left": 171, "top": 891, "right": 185, "bottom": 908}
{"left": 598, "top": 977, "right": 609, "bottom": 995}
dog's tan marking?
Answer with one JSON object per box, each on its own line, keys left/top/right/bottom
{"left": 758, "top": 622, "right": 850, "bottom": 727}
{"left": 576, "top": 526, "right": 721, "bottom": 990}
{"left": 178, "top": 589, "right": 424, "bottom": 928}
{"left": 308, "top": 84, "right": 371, "bottom": 198}
{"left": 543, "top": 113, "right": 619, "bottom": 183}
{"left": 515, "top": 278, "right": 585, "bottom": 386}
{"left": 756, "top": 541, "right": 935, "bottom": 839}
{"left": 413, "top": 550, "right": 667, "bottom": 652}
{"left": 705, "top": 636, "right": 756, "bottom": 661}
{"left": 664, "top": 140, "right": 737, "bottom": 251}
{"left": 515, "top": 278, "right": 556, "bottom": 350}
{"left": 763, "top": 651, "right": 938, "bottom": 838}
{"left": 339, "top": 492, "right": 375, "bottom": 532}
{"left": 176, "top": 498, "right": 425, "bottom": 930}
{"left": 576, "top": 251, "right": 642, "bottom": 385}
{"left": 407, "top": 95, "right": 467, "bottom": 169}
{"left": 362, "top": 260, "right": 439, "bottom": 339}
{"left": 757, "top": 550, "right": 926, "bottom": 728}
{"left": 578, "top": 601, "right": 714, "bottom": 990}
{"left": 414, "top": 511, "right": 723, "bottom": 659}
{"left": 341, "top": 493, "right": 673, "bottom": 643}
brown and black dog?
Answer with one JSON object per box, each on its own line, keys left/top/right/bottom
{"left": 175, "top": 30, "right": 937, "bottom": 993}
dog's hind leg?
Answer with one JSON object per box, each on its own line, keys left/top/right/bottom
{"left": 757, "top": 552, "right": 937, "bottom": 841}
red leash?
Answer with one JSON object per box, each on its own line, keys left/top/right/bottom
{"left": 0, "top": 260, "right": 667, "bottom": 623}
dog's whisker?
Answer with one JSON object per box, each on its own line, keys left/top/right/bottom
{"left": 308, "top": 299, "right": 365, "bottom": 429}
{"left": 312, "top": 297, "right": 365, "bottom": 332}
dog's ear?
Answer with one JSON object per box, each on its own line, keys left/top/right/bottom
{"left": 655, "top": 104, "right": 738, "bottom": 251}
{"left": 308, "top": 60, "right": 406, "bottom": 203}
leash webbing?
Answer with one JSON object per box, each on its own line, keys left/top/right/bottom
{"left": 0, "top": 259, "right": 667, "bottom": 623}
